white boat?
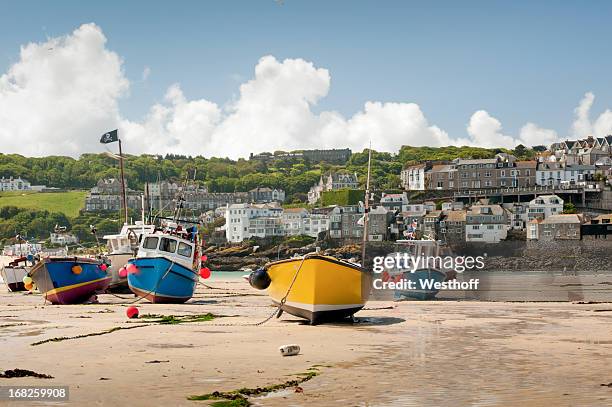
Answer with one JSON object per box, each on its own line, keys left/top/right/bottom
{"left": 103, "top": 221, "right": 156, "bottom": 291}
{"left": 1, "top": 257, "right": 32, "bottom": 292}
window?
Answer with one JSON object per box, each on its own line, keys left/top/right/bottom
{"left": 177, "top": 242, "right": 192, "bottom": 257}
{"left": 160, "top": 238, "right": 177, "bottom": 253}
{"left": 143, "top": 237, "right": 159, "bottom": 249}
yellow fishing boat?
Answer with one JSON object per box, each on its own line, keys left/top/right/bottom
{"left": 249, "top": 254, "right": 372, "bottom": 324}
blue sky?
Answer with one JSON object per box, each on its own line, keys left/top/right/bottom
{"left": 1, "top": 1, "right": 611, "bottom": 156}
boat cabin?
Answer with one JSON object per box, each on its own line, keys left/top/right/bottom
{"left": 103, "top": 222, "right": 156, "bottom": 255}
{"left": 137, "top": 233, "right": 195, "bottom": 270}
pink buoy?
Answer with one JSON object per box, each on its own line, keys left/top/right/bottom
{"left": 100, "top": 263, "right": 108, "bottom": 271}
{"left": 199, "top": 267, "right": 211, "bottom": 279}
{"left": 126, "top": 306, "right": 139, "bottom": 319}
{"left": 118, "top": 267, "right": 127, "bottom": 278}
{"left": 201, "top": 255, "right": 208, "bottom": 262}
{"left": 126, "top": 263, "right": 139, "bottom": 274}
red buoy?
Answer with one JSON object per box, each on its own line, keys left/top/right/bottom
{"left": 99, "top": 263, "right": 108, "bottom": 271}
{"left": 199, "top": 267, "right": 211, "bottom": 279}
{"left": 126, "top": 306, "right": 139, "bottom": 319}
{"left": 201, "top": 254, "right": 208, "bottom": 262}
{"left": 126, "top": 263, "right": 139, "bottom": 274}
{"left": 118, "top": 267, "right": 127, "bottom": 278}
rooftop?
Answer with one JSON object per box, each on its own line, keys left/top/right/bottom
{"left": 541, "top": 214, "right": 583, "bottom": 224}
{"left": 444, "top": 210, "right": 467, "bottom": 222}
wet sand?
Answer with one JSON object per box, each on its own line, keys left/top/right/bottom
{"left": 1, "top": 275, "right": 612, "bottom": 406}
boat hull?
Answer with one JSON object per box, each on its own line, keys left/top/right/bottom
{"left": 29, "top": 257, "right": 111, "bottom": 305}
{"left": 127, "top": 257, "right": 197, "bottom": 304}
{"left": 394, "top": 268, "right": 447, "bottom": 300}
{"left": 265, "top": 255, "right": 371, "bottom": 325}
{"left": 106, "top": 253, "right": 132, "bottom": 293}
{"left": 1, "top": 266, "right": 29, "bottom": 292}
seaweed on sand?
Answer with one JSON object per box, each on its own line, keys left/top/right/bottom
{"left": 139, "top": 313, "right": 216, "bottom": 324}
{"left": 29, "top": 313, "right": 219, "bottom": 346}
{"left": 0, "top": 369, "right": 53, "bottom": 378}
{"left": 30, "top": 325, "right": 147, "bottom": 346}
{"left": 187, "top": 367, "right": 321, "bottom": 405}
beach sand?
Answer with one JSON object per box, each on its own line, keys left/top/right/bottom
{"left": 1, "top": 274, "right": 611, "bottom": 406}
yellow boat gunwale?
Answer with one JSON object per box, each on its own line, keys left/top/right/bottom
{"left": 264, "top": 254, "right": 367, "bottom": 274}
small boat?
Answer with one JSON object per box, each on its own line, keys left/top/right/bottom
{"left": 249, "top": 254, "right": 372, "bottom": 325}
{"left": 384, "top": 239, "right": 456, "bottom": 300}
{"left": 28, "top": 257, "right": 111, "bottom": 304}
{"left": 250, "top": 146, "right": 374, "bottom": 325}
{"left": 127, "top": 223, "right": 200, "bottom": 303}
{"left": 1, "top": 256, "right": 32, "bottom": 292}
{"left": 103, "top": 221, "right": 155, "bottom": 292}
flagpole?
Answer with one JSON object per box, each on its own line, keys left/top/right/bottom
{"left": 361, "top": 143, "right": 372, "bottom": 268}
{"left": 118, "top": 137, "right": 128, "bottom": 224}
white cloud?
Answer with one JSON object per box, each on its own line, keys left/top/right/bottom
{"left": 570, "top": 92, "right": 612, "bottom": 139}
{"left": 519, "top": 123, "right": 558, "bottom": 147}
{"left": 466, "top": 110, "right": 517, "bottom": 148}
{"left": 127, "top": 56, "right": 459, "bottom": 157}
{"left": 572, "top": 92, "right": 594, "bottom": 138}
{"left": 2, "top": 24, "right": 611, "bottom": 159}
{"left": 0, "top": 23, "right": 127, "bottom": 156}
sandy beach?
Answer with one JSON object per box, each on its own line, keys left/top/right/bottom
{"left": 1, "top": 269, "right": 611, "bottom": 407}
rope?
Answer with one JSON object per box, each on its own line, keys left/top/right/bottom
{"left": 201, "top": 255, "right": 310, "bottom": 327}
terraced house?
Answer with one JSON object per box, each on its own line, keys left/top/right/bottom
{"left": 421, "top": 154, "right": 536, "bottom": 191}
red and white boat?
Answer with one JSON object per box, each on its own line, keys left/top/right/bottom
{"left": 1, "top": 257, "right": 31, "bottom": 292}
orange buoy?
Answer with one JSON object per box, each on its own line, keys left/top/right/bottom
{"left": 72, "top": 265, "right": 83, "bottom": 275}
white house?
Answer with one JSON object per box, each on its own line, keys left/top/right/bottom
{"left": 503, "top": 202, "right": 529, "bottom": 230}
{"left": 50, "top": 232, "right": 78, "bottom": 245}
{"left": 281, "top": 208, "right": 309, "bottom": 236}
{"left": 303, "top": 207, "right": 331, "bottom": 238}
{"left": 401, "top": 164, "right": 427, "bottom": 190}
{"left": 0, "top": 177, "right": 31, "bottom": 191}
{"left": 225, "top": 203, "right": 283, "bottom": 243}
{"left": 536, "top": 162, "right": 565, "bottom": 186}
{"left": 527, "top": 195, "right": 563, "bottom": 221}
{"left": 465, "top": 205, "right": 508, "bottom": 243}
{"left": 563, "top": 165, "right": 596, "bottom": 184}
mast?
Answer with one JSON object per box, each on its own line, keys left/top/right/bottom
{"left": 361, "top": 144, "right": 372, "bottom": 267}
{"left": 118, "top": 138, "right": 128, "bottom": 224}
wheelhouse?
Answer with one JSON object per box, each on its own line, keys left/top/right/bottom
{"left": 137, "top": 234, "right": 195, "bottom": 270}
{"left": 103, "top": 222, "right": 156, "bottom": 255}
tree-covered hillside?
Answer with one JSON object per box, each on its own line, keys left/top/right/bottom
{"left": 0, "top": 144, "right": 536, "bottom": 203}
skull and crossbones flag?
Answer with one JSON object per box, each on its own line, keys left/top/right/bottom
{"left": 100, "top": 129, "right": 119, "bottom": 144}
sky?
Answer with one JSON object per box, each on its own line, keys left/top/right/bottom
{"left": 1, "top": 0, "right": 612, "bottom": 158}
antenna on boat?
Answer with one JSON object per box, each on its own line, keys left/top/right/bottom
{"left": 360, "top": 142, "right": 372, "bottom": 268}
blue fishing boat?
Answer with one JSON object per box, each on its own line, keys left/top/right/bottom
{"left": 127, "top": 223, "right": 200, "bottom": 303}
{"left": 28, "top": 257, "right": 111, "bottom": 304}
{"left": 394, "top": 268, "right": 448, "bottom": 300}
{"left": 385, "top": 240, "right": 456, "bottom": 300}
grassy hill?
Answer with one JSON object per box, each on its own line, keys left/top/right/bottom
{"left": 0, "top": 190, "right": 87, "bottom": 218}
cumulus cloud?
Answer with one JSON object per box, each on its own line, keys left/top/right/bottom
{"left": 572, "top": 92, "right": 594, "bottom": 138}
{"left": 123, "top": 55, "right": 457, "bottom": 157}
{"left": 0, "top": 23, "right": 127, "bottom": 156}
{"left": 519, "top": 123, "right": 558, "bottom": 147}
{"left": 570, "top": 92, "right": 612, "bottom": 139}
{"left": 2, "top": 24, "right": 611, "bottom": 159}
